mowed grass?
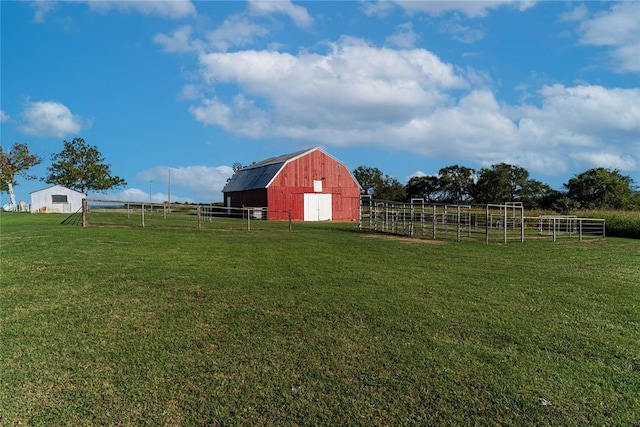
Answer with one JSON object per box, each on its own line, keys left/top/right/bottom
{"left": 1, "top": 212, "right": 638, "bottom": 426}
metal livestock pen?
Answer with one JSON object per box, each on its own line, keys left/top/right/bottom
{"left": 358, "top": 196, "right": 605, "bottom": 243}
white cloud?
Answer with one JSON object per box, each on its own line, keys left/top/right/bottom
{"left": 570, "top": 152, "right": 637, "bottom": 171}
{"left": 183, "top": 35, "right": 639, "bottom": 177}
{"left": 559, "top": 4, "right": 588, "bottom": 23}
{"left": 154, "top": 25, "right": 204, "bottom": 53}
{"left": 87, "top": 0, "right": 196, "bottom": 19}
{"left": 577, "top": 3, "right": 639, "bottom": 46}
{"left": 361, "top": 0, "right": 397, "bottom": 18}
{"left": 572, "top": 2, "right": 640, "bottom": 73}
{"left": 197, "top": 37, "right": 466, "bottom": 91}
{"left": 386, "top": 22, "right": 419, "bottom": 49}
{"left": 389, "top": 90, "right": 519, "bottom": 161}
{"left": 154, "top": 15, "right": 270, "bottom": 54}
{"left": 107, "top": 187, "right": 194, "bottom": 204}
{"left": 365, "top": 1, "right": 534, "bottom": 43}
{"left": 439, "top": 15, "right": 485, "bottom": 44}
{"left": 408, "top": 170, "right": 428, "bottom": 179}
{"left": 189, "top": 97, "right": 234, "bottom": 129}
{"left": 19, "top": 101, "right": 90, "bottom": 138}
{"left": 394, "top": 0, "right": 536, "bottom": 18}
{"left": 206, "top": 15, "right": 270, "bottom": 52}
{"left": 153, "top": 1, "right": 309, "bottom": 56}
{"left": 511, "top": 84, "right": 640, "bottom": 172}
{"left": 136, "top": 165, "right": 234, "bottom": 202}
{"left": 31, "top": 0, "right": 57, "bottom": 23}
{"left": 534, "top": 84, "right": 640, "bottom": 135}
{"left": 191, "top": 38, "right": 469, "bottom": 147}
{"left": 0, "top": 110, "right": 10, "bottom": 123}
{"left": 30, "top": 0, "right": 196, "bottom": 22}
{"left": 248, "top": 0, "right": 313, "bottom": 29}
{"left": 179, "top": 84, "right": 203, "bottom": 101}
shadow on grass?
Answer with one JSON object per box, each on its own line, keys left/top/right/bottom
{"left": 60, "top": 211, "right": 83, "bottom": 226}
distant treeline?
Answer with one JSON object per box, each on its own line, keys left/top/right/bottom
{"left": 353, "top": 164, "right": 639, "bottom": 212}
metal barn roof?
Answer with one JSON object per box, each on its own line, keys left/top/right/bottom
{"left": 30, "top": 184, "right": 86, "bottom": 196}
{"left": 222, "top": 148, "right": 314, "bottom": 192}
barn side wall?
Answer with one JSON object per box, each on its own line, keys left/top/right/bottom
{"left": 223, "top": 189, "right": 268, "bottom": 209}
{"left": 268, "top": 150, "right": 360, "bottom": 221}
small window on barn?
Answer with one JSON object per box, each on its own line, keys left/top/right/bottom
{"left": 52, "top": 194, "right": 68, "bottom": 203}
{"left": 314, "top": 180, "right": 323, "bottom": 193}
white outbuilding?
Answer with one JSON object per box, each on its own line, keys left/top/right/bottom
{"left": 30, "top": 185, "right": 86, "bottom": 214}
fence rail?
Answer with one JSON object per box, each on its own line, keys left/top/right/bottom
{"left": 523, "top": 216, "right": 606, "bottom": 241}
{"left": 82, "top": 199, "right": 292, "bottom": 231}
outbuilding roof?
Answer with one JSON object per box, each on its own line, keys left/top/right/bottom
{"left": 30, "top": 184, "right": 86, "bottom": 196}
{"left": 222, "top": 147, "right": 314, "bottom": 192}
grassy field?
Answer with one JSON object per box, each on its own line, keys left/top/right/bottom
{"left": 1, "top": 212, "right": 639, "bottom": 425}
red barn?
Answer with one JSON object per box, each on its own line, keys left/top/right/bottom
{"left": 222, "top": 147, "right": 361, "bottom": 221}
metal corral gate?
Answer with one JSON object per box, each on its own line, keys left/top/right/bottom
{"left": 523, "top": 215, "right": 606, "bottom": 242}
{"left": 358, "top": 196, "right": 605, "bottom": 243}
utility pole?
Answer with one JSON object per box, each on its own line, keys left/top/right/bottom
{"left": 167, "top": 169, "right": 171, "bottom": 213}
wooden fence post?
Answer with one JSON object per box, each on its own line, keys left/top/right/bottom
{"left": 82, "top": 198, "right": 88, "bottom": 227}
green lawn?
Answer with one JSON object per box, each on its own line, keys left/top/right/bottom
{"left": 1, "top": 212, "right": 638, "bottom": 425}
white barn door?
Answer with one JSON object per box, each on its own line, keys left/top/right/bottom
{"left": 304, "top": 193, "right": 332, "bottom": 221}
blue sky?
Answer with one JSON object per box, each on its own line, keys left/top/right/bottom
{"left": 2, "top": 0, "right": 639, "bottom": 204}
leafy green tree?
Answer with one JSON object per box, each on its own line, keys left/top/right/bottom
{"left": 631, "top": 189, "right": 640, "bottom": 210}
{"left": 377, "top": 175, "right": 406, "bottom": 201}
{"left": 520, "top": 179, "right": 559, "bottom": 210}
{"left": 352, "top": 165, "right": 406, "bottom": 201}
{"left": 45, "top": 138, "right": 126, "bottom": 194}
{"left": 406, "top": 175, "right": 441, "bottom": 202}
{"left": 438, "top": 165, "right": 476, "bottom": 204}
{"left": 565, "top": 168, "right": 635, "bottom": 210}
{"left": 0, "top": 142, "right": 42, "bottom": 192}
{"left": 474, "top": 163, "right": 529, "bottom": 204}
{"left": 552, "top": 196, "right": 581, "bottom": 215}
{"left": 353, "top": 166, "right": 383, "bottom": 196}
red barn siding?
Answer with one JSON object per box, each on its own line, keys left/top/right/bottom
{"left": 268, "top": 150, "right": 360, "bottom": 221}
{"left": 224, "top": 148, "right": 361, "bottom": 221}
{"left": 266, "top": 187, "right": 301, "bottom": 220}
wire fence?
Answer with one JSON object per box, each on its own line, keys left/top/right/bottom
{"left": 81, "top": 199, "right": 292, "bottom": 232}
{"left": 358, "top": 197, "right": 605, "bottom": 243}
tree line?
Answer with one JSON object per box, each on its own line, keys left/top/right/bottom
{"left": 1, "top": 138, "right": 126, "bottom": 196}
{"left": 353, "top": 164, "right": 639, "bottom": 212}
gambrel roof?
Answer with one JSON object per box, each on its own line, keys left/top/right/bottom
{"left": 223, "top": 147, "right": 316, "bottom": 192}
